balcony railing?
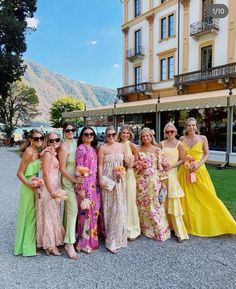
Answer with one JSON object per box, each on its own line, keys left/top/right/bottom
{"left": 126, "top": 45, "right": 145, "bottom": 62}
{"left": 190, "top": 17, "right": 219, "bottom": 37}
{"left": 117, "top": 82, "right": 153, "bottom": 99}
{"left": 174, "top": 62, "right": 236, "bottom": 87}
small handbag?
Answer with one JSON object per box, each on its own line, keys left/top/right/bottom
{"left": 158, "top": 187, "right": 167, "bottom": 204}
{"left": 102, "top": 176, "right": 116, "bottom": 191}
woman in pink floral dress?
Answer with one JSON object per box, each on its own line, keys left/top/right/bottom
{"left": 75, "top": 127, "right": 100, "bottom": 253}
{"left": 36, "top": 132, "right": 65, "bottom": 255}
{"left": 136, "top": 128, "right": 171, "bottom": 241}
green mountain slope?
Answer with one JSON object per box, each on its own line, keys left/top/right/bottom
{"left": 23, "top": 60, "right": 117, "bottom": 120}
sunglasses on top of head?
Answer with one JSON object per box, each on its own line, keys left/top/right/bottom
{"left": 48, "top": 138, "right": 60, "bottom": 143}
{"left": 32, "top": 136, "right": 44, "bottom": 141}
{"left": 65, "top": 128, "right": 76, "bottom": 133}
{"left": 83, "top": 132, "right": 94, "bottom": 137}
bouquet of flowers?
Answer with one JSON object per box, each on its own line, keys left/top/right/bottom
{"left": 124, "top": 155, "right": 135, "bottom": 168}
{"left": 31, "top": 177, "right": 44, "bottom": 189}
{"left": 113, "top": 166, "right": 125, "bottom": 181}
{"left": 134, "top": 159, "right": 149, "bottom": 174}
{"left": 53, "top": 188, "right": 68, "bottom": 200}
{"left": 184, "top": 155, "right": 197, "bottom": 183}
{"left": 80, "top": 198, "right": 91, "bottom": 210}
{"left": 76, "top": 166, "right": 90, "bottom": 177}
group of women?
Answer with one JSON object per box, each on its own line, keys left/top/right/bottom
{"left": 14, "top": 118, "right": 236, "bottom": 259}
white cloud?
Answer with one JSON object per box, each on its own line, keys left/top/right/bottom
{"left": 26, "top": 17, "right": 39, "bottom": 29}
{"left": 112, "top": 64, "right": 121, "bottom": 69}
{"left": 85, "top": 40, "right": 97, "bottom": 46}
{"left": 79, "top": 80, "right": 87, "bottom": 84}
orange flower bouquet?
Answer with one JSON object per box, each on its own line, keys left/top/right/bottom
{"left": 113, "top": 166, "right": 125, "bottom": 182}
{"left": 31, "top": 177, "right": 44, "bottom": 189}
{"left": 76, "top": 166, "right": 90, "bottom": 177}
{"left": 53, "top": 188, "right": 68, "bottom": 200}
{"left": 184, "top": 155, "right": 197, "bottom": 183}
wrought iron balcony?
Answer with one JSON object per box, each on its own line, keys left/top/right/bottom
{"left": 190, "top": 17, "right": 219, "bottom": 38}
{"left": 126, "top": 45, "right": 145, "bottom": 62}
{"left": 174, "top": 62, "right": 236, "bottom": 87}
{"left": 117, "top": 82, "right": 153, "bottom": 99}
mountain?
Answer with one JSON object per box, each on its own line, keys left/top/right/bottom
{"left": 23, "top": 60, "right": 117, "bottom": 121}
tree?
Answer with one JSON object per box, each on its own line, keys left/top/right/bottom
{"left": 1, "top": 80, "right": 39, "bottom": 136}
{"left": 0, "top": 0, "right": 37, "bottom": 98}
{"left": 50, "top": 95, "right": 84, "bottom": 128}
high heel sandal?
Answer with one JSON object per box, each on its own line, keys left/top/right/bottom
{"left": 45, "top": 247, "right": 61, "bottom": 256}
{"left": 65, "top": 244, "right": 79, "bottom": 260}
{"left": 106, "top": 247, "right": 118, "bottom": 254}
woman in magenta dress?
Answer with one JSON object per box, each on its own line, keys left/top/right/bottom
{"left": 75, "top": 127, "right": 100, "bottom": 253}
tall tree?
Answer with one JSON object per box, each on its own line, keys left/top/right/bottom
{"left": 1, "top": 80, "right": 39, "bottom": 136}
{"left": 0, "top": 0, "right": 37, "bottom": 98}
{"left": 50, "top": 96, "right": 84, "bottom": 128}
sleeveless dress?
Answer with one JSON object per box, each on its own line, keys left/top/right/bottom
{"left": 124, "top": 141, "right": 141, "bottom": 239}
{"left": 161, "top": 141, "right": 189, "bottom": 241}
{"left": 14, "top": 159, "right": 40, "bottom": 256}
{"left": 102, "top": 153, "right": 127, "bottom": 251}
{"left": 36, "top": 147, "right": 64, "bottom": 249}
{"left": 61, "top": 138, "right": 78, "bottom": 244}
{"left": 178, "top": 141, "right": 236, "bottom": 236}
{"left": 75, "top": 144, "right": 100, "bottom": 251}
{"left": 136, "top": 152, "right": 171, "bottom": 241}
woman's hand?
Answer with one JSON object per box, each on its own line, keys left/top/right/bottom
{"left": 99, "top": 179, "right": 106, "bottom": 190}
{"left": 161, "top": 182, "right": 167, "bottom": 190}
{"left": 191, "top": 162, "right": 201, "bottom": 171}
{"left": 72, "top": 176, "right": 82, "bottom": 184}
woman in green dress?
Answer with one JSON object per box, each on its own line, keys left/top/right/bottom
{"left": 58, "top": 123, "right": 80, "bottom": 259}
{"left": 14, "top": 129, "right": 44, "bottom": 256}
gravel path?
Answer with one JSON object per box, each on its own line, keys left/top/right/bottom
{"left": 0, "top": 147, "right": 235, "bottom": 289}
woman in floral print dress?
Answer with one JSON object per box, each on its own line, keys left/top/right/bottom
{"left": 136, "top": 128, "right": 171, "bottom": 241}
{"left": 75, "top": 127, "right": 100, "bottom": 253}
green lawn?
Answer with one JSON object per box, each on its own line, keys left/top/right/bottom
{"left": 207, "top": 165, "right": 236, "bottom": 218}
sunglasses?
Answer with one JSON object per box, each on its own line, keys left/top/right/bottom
{"left": 48, "top": 138, "right": 60, "bottom": 143}
{"left": 65, "top": 128, "right": 76, "bottom": 133}
{"left": 32, "top": 136, "right": 44, "bottom": 141}
{"left": 166, "top": 130, "right": 175, "bottom": 134}
{"left": 106, "top": 133, "right": 116, "bottom": 137}
{"left": 83, "top": 132, "right": 94, "bottom": 137}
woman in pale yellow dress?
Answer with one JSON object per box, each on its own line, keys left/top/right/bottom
{"left": 178, "top": 117, "right": 236, "bottom": 236}
{"left": 160, "top": 122, "right": 189, "bottom": 242}
{"left": 117, "top": 125, "right": 141, "bottom": 240}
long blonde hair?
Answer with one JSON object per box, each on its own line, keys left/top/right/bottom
{"left": 139, "top": 127, "right": 157, "bottom": 146}
{"left": 20, "top": 129, "right": 44, "bottom": 157}
{"left": 183, "top": 117, "right": 200, "bottom": 135}
{"left": 117, "top": 125, "right": 134, "bottom": 142}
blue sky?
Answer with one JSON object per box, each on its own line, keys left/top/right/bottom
{"left": 25, "top": 0, "right": 122, "bottom": 89}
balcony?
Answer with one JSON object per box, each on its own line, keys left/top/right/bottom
{"left": 126, "top": 45, "right": 144, "bottom": 62}
{"left": 174, "top": 62, "right": 236, "bottom": 88}
{"left": 117, "top": 82, "right": 153, "bottom": 100}
{"left": 190, "top": 17, "right": 219, "bottom": 38}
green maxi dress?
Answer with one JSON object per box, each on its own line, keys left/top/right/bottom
{"left": 14, "top": 159, "right": 40, "bottom": 256}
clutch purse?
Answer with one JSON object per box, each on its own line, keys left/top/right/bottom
{"left": 102, "top": 176, "right": 116, "bottom": 191}
{"left": 158, "top": 187, "right": 167, "bottom": 204}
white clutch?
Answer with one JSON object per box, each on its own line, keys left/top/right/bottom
{"left": 102, "top": 176, "right": 116, "bottom": 191}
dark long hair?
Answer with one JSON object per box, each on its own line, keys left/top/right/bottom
{"left": 62, "top": 122, "right": 76, "bottom": 133}
{"left": 77, "top": 126, "right": 98, "bottom": 148}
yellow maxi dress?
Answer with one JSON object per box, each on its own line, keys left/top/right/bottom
{"left": 161, "top": 141, "right": 189, "bottom": 241}
{"left": 178, "top": 141, "right": 236, "bottom": 237}
{"left": 124, "top": 141, "right": 141, "bottom": 239}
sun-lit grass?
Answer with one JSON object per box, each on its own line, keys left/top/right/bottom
{"left": 207, "top": 165, "right": 236, "bottom": 218}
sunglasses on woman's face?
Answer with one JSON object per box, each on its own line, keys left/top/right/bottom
{"left": 48, "top": 138, "right": 60, "bottom": 143}
{"left": 83, "top": 132, "right": 94, "bottom": 137}
{"left": 65, "top": 128, "right": 76, "bottom": 133}
{"left": 166, "top": 130, "right": 175, "bottom": 134}
{"left": 32, "top": 136, "right": 44, "bottom": 141}
{"left": 106, "top": 133, "right": 116, "bottom": 137}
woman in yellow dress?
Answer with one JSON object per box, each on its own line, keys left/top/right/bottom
{"left": 117, "top": 125, "right": 141, "bottom": 240}
{"left": 160, "top": 122, "right": 189, "bottom": 242}
{"left": 178, "top": 117, "right": 236, "bottom": 236}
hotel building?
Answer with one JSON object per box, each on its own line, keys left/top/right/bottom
{"left": 63, "top": 0, "right": 236, "bottom": 165}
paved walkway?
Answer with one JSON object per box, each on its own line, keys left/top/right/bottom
{"left": 0, "top": 147, "right": 235, "bottom": 289}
